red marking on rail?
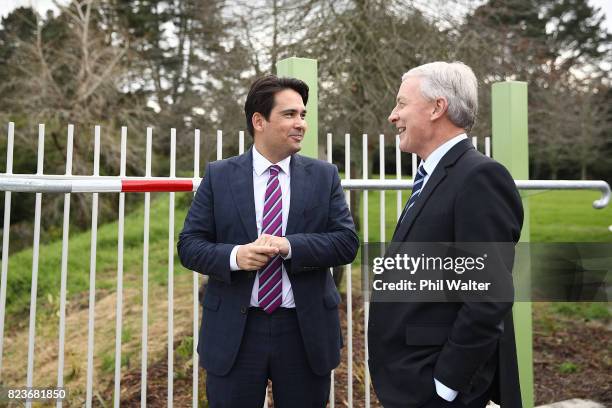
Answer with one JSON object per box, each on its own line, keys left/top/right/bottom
{"left": 121, "top": 180, "right": 194, "bottom": 192}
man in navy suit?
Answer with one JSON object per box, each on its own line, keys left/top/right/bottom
{"left": 178, "top": 75, "right": 358, "bottom": 407}
{"left": 368, "top": 62, "right": 523, "bottom": 408}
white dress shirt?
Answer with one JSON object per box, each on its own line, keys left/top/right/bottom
{"left": 229, "top": 146, "right": 295, "bottom": 308}
{"left": 420, "top": 133, "right": 468, "bottom": 402}
{"left": 421, "top": 133, "right": 468, "bottom": 189}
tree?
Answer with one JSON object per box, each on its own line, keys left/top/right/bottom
{"left": 459, "top": 0, "right": 611, "bottom": 180}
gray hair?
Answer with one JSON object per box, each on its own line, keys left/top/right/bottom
{"left": 402, "top": 61, "right": 478, "bottom": 131}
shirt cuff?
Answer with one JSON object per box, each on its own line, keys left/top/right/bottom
{"left": 229, "top": 245, "right": 241, "bottom": 271}
{"left": 280, "top": 238, "right": 292, "bottom": 260}
{"left": 434, "top": 378, "right": 458, "bottom": 402}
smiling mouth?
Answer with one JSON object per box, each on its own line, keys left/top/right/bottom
{"left": 289, "top": 134, "right": 303, "bottom": 141}
{"left": 397, "top": 127, "right": 406, "bottom": 135}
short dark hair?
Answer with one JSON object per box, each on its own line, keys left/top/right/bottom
{"left": 244, "top": 75, "right": 309, "bottom": 137}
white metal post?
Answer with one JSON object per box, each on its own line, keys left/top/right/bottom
{"left": 56, "top": 124, "right": 74, "bottom": 408}
{"left": 0, "top": 122, "right": 14, "bottom": 381}
{"left": 396, "top": 134, "right": 402, "bottom": 220}
{"left": 344, "top": 133, "right": 353, "bottom": 407}
{"left": 379, "top": 134, "right": 385, "bottom": 242}
{"left": 26, "top": 124, "right": 45, "bottom": 408}
{"left": 141, "top": 127, "right": 153, "bottom": 408}
{"left": 168, "top": 128, "right": 177, "bottom": 408}
{"left": 362, "top": 134, "right": 370, "bottom": 408}
{"left": 239, "top": 130, "right": 245, "bottom": 154}
{"left": 85, "top": 125, "right": 101, "bottom": 408}
{"left": 114, "top": 127, "right": 128, "bottom": 408}
{"left": 192, "top": 129, "right": 201, "bottom": 407}
{"left": 326, "top": 132, "right": 335, "bottom": 408}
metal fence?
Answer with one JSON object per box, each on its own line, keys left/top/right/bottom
{"left": 0, "top": 123, "right": 609, "bottom": 407}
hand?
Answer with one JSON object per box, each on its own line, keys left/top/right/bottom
{"left": 236, "top": 241, "right": 279, "bottom": 271}
{"left": 257, "top": 234, "right": 290, "bottom": 257}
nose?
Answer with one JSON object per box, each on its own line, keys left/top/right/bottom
{"left": 295, "top": 116, "right": 306, "bottom": 131}
{"left": 388, "top": 108, "right": 398, "bottom": 124}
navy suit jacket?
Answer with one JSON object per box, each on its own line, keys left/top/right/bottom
{"left": 177, "top": 148, "right": 359, "bottom": 376}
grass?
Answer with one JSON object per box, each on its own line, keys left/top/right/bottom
{"left": 3, "top": 189, "right": 610, "bottom": 321}
{"left": 549, "top": 302, "right": 610, "bottom": 320}
{"left": 527, "top": 190, "right": 612, "bottom": 242}
{"left": 558, "top": 361, "right": 580, "bottom": 374}
{"left": 1, "top": 188, "right": 609, "bottom": 403}
{"left": 354, "top": 189, "right": 612, "bottom": 243}
{"left": 3, "top": 192, "right": 192, "bottom": 322}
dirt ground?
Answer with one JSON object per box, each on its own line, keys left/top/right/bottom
{"left": 532, "top": 308, "right": 611, "bottom": 405}
{"left": 4, "top": 285, "right": 606, "bottom": 406}
{"left": 110, "top": 294, "right": 610, "bottom": 407}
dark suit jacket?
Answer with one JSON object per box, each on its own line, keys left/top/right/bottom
{"left": 368, "top": 139, "right": 523, "bottom": 408}
{"left": 177, "top": 148, "right": 358, "bottom": 376}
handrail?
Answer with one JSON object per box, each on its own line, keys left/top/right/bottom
{"left": 342, "top": 179, "right": 611, "bottom": 209}
{"left": 0, "top": 175, "right": 609, "bottom": 209}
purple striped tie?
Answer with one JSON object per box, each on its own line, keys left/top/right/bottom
{"left": 258, "top": 165, "right": 283, "bottom": 313}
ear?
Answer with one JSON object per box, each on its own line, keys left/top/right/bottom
{"left": 430, "top": 97, "right": 448, "bottom": 121}
{"left": 252, "top": 112, "right": 266, "bottom": 133}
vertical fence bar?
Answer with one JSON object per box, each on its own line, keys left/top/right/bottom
{"left": 25, "top": 124, "right": 45, "bottom": 408}
{"left": 114, "top": 126, "right": 128, "bottom": 408}
{"left": 471, "top": 136, "right": 477, "bottom": 148}
{"left": 326, "top": 132, "right": 334, "bottom": 408}
{"left": 168, "top": 128, "right": 176, "bottom": 408}
{"left": 362, "top": 134, "right": 370, "bottom": 408}
{"left": 396, "top": 135, "right": 402, "bottom": 220}
{"left": 362, "top": 135, "right": 368, "bottom": 243}
{"left": 485, "top": 137, "right": 491, "bottom": 157}
{"left": 85, "top": 125, "right": 101, "bottom": 408}
{"left": 0, "top": 122, "right": 15, "bottom": 380}
{"left": 379, "top": 134, "right": 385, "bottom": 242}
{"left": 344, "top": 133, "right": 353, "bottom": 407}
{"left": 141, "top": 127, "right": 153, "bottom": 408}
{"left": 411, "top": 153, "right": 417, "bottom": 178}
{"left": 56, "top": 124, "right": 74, "bottom": 407}
{"left": 192, "top": 129, "right": 201, "bottom": 408}
{"left": 239, "top": 130, "right": 245, "bottom": 154}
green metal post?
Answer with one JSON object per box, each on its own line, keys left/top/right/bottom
{"left": 492, "top": 81, "right": 533, "bottom": 408}
{"left": 276, "top": 57, "right": 318, "bottom": 159}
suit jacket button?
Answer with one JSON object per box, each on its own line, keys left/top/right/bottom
{"left": 240, "top": 306, "right": 247, "bottom": 314}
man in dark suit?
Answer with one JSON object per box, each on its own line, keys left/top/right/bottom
{"left": 177, "top": 75, "right": 358, "bottom": 407}
{"left": 368, "top": 62, "right": 524, "bottom": 408}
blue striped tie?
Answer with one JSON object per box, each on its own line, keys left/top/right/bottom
{"left": 399, "top": 164, "right": 427, "bottom": 224}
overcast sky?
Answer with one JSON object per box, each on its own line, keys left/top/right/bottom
{"left": 1, "top": 0, "right": 611, "bottom": 33}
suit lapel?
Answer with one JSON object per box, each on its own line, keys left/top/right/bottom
{"left": 285, "top": 154, "right": 312, "bottom": 236}
{"left": 230, "top": 149, "right": 258, "bottom": 242}
{"left": 391, "top": 167, "right": 447, "bottom": 241}
{"left": 392, "top": 139, "right": 474, "bottom": 242}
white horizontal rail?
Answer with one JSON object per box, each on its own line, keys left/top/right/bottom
{"left": 0, "top": 177, "right": 608, "bottom": 209}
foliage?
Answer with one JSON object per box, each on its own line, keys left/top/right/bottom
{"left": 0, "top": 0, "right": 610, "bottom": 237}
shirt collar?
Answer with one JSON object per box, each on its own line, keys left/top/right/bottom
{"left": 252, "top": 145, "right": 291, "bottom": 176}
{"left": 422, "top": 133, "right": 468, "bottom": 176}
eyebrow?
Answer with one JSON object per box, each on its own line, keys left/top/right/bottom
{"left": 280, "top": 108, "right": 307, "bottom": 115}
{"left": 396, "top": 96, "right": 406, "bottom": 103}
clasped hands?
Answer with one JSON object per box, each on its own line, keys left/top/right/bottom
{"left": 236, "top": 234, "right": 290, "bottom": 271}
